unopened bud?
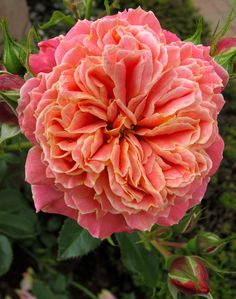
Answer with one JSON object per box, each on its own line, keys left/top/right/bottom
{"left": 196, "top": 232, "right": 222, "bottom": 254}
{"left": 0, "top": 70, "right": 24, "bottom": 124}
{"left": 174, "top": 207, "right": 201, "bottom": 234}
{"left": 1, "top": 18, "right": 26, "bottom": 75}
{"left": 217, "top": 38, "right": 236, "bottom": 54}
{"left": 169, "top": 256, "right": 210, "bottom": 296}
{"left": 0, "top": 71, "right": 24, "bottom": 91}
{"left": 214, "top": 37, "right": 236, "bottom": 74}
{"left": 98, "top": 289, "right": 117, "bottom": 299}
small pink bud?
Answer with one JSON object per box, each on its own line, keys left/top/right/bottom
{"left": 98, "top": 289, "right": 117, "bottom": 299}
{"left": 169, "top": 256, "right": 209, "bottom": 296}
{"left": 196, "top": 232, "right": 222, "bottom": 254}
{"left": 15, "top": 268, "right": 36, "bottom": 299}
{"left": 217, "top": 38, "right": 236, "bottom": 54}
{"left": 0, "top": 72, "right": 24, "bottom": 91}
{"left": 15, "top": 290, "right": 37, "bottom": 299}
{"left": 0, "top": 71, "right": 24, "bottom": 124}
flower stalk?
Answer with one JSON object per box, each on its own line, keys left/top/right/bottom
{"left": 151, "top": 240, "right": 172, "bottom": 258}
{"left": 85, "top": 0, "right": 93, "bottom": 19}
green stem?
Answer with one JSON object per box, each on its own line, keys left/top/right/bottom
{"left": 160, "top": 241, "right": 186, "bottom": 249}
{"left": 70, "top": 281, "right": 98, "bottom": 299}
{"left": 2, "top": 141, "right": 32, "bottom": 151}
{"left": 151, "top": 240, "right": 172, "bottom": 258}
{"left": 72, "top": 5, "right": 80, "bottom": 20}
{"left": 210, "top": 1, "right": 236, "bottom": 55}
{"left": 104, "top": 0, "right": 111, "bottom": 15}
{"left": 85, "top": 0, "right": 93, "bottom": 19}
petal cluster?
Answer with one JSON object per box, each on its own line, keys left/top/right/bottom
{"left": 18, "top": 8, "right": 228, "bottom": 238}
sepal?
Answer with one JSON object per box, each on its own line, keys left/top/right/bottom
{"left": 0, "top": 18, "right": 26, "bottom": 75}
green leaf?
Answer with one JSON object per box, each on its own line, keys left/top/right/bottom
{"left": 39, "top": 11, "right": 75, "bottom": 30}
{"left": 33, "top": 279, "right": 68, "bottom": 299}
{"left": 0, "top": 189, "right": 37, "bottom": 239}
{"left": 0, "top": 234, "right": 13, "bottom": 276}
{"left": 0, "top": 124, "right": 20, "bottom": 144}
{"left": 121, "top": 293, "right": 136, "bottom": 299}
{"left": 0, "top": 96, "right": 17, "bottom": 117}
{"left": 167, "top": 278, "right": 178, "bottom": 299}
{"left": 116, "top": 232, "right": 161, "bottom": 288}
{"left": 0, "top": 90, "right": 20, "bottom": 102}
{"left": 58, "top": 219, "right": 101, "bottom": 260}
{"left": 185, "top": 17, "right": 203, "bottom": 44}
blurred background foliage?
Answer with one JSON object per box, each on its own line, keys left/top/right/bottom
{"left": 0, "top": 0, "right": 235, "bottom": 298}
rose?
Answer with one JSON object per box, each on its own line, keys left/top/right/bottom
{"left": 168, "top": 256, "right": 210, "bottom": 296}
{"left": 17, "top": 8, "right": 228, "bottom": 238}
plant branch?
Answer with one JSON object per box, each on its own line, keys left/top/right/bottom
{"left": 70, "top": 281, "right": 98, "bottom": 299}
{"left": 151, "top": 240, "right": 172, "bottom": 257}
{"left": 160, "top": 241, "right": 186, "bottom": 249}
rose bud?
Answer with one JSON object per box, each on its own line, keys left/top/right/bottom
{"left": 98, "top": 289, "right": 117, "bottom": 299}
{"left": 0, "top": 71, "right": 24, "bottom": 124}
{"left": 15, "top": 291, "right": 37, "bottom": 299}
{"left": 15, "top": 268, "right": 36, "bottom": 299}
{"left": 174, "top": 207, "right": 202, "bottom": 234}
{"left": 196, "top": 232, "right": 222, "bottom": 254}
{"left": 0, "top": 18, "right": 26, "bottom": 75}
{"left": 168, "top": 256, "right": 210, "bottom": 296}
{"left": 0, "top": 71, "right": 24, "bottom": 91}
{"left": 214, "top": 37, "right": 236, "bottom": 74}
{"left": 216, "top": 38, "right": 236, "bottom": 54}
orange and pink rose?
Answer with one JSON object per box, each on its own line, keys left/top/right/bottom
{"left": 17, "top": 8, "right": 228, "bottom": 238}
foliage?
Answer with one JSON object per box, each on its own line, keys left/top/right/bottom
{"left": 95, "top": 0, "right": 211, "bottom": 41}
